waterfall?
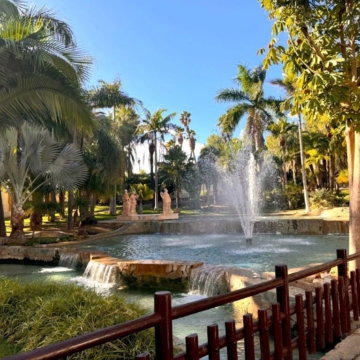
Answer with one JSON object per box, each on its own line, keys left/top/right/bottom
{"left": 59, "top": 253, "right": 80, "bottom": 270}
{"left": 189, "top": 265, "right": 230, "bottom": 297}
{"left": 83, "top": 260, "right": 120, "bottom": 284}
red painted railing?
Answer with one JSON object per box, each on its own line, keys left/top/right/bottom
{"left": 4, "top": 248, "right": 359, "bottom": 359}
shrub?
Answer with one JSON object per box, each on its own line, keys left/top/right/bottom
{"left": 0, "top": 279, "right": 155, "bottom": 359}
{"left": 310, "top": 189, "right": 335, "bottom": 208}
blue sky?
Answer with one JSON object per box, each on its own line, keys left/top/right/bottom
{"left": 35, "top": 0, "right": 284, "bottom": 145}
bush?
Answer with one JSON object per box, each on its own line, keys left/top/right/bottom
{"left": 310, "top": 189, "right": 335, "bottom": 208}
{"left": 0, "top": 279, "right": 155, "bottom": 359}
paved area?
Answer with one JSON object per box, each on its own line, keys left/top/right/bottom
{"left": 321, "top": 328, "right": 360, "bottom": 360}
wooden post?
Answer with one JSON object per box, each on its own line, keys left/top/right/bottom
{"left": 154, "top": 291, "right": 173, "bottom": 360}
{"left": 275, "top": 265, "right": 293, "bottom": 360}
{"left": 315, "top": 286, "right": 325, "bottom": 349}
{"left": 323, "top": 283, "right": 333, "bottom": 344}
{"left": 225, "top": 320, "right": 238, "bottom": 360}
{"left": 295, "top": 294, "right": 307, "bottom": 360}
{"left": 305, "top": 291, "right": 316, "bottom": 354}
{"left": 207, "top": 324, "right": 220, "bottom": 360}
{"left": 186, "top": 334, "right": 199, "bottom": 360}
{"left": 243, "top": 314, "right": 255, "bottom": 360}
{"left": 337, "top": 249, "right": 351, "bottom": 332}
{"left": 258, "top": 309, "right": 270, "bottom": 360}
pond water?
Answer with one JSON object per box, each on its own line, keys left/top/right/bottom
{"left": 1, "top": 233, "right": 348, "bottom": 358}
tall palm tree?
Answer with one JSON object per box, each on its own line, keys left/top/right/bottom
{"left": 116, "top": 105, "right": 140, "bottom": 183}
{"left": 0, "top": 123, "right": 88, "bottom": 244}
{"left": 268, "top": 118, "right": 298, "bottom": 187}
{"left": 271, "top": 75, "right": 311, "bottom": 212}
{"left": 137, "top": 108, "right": 176, "bottom": 209}
{"left": 88, "top": 79, "right": 138, "bottom": 214}
{"left": 160, "top": 145, "right": 189, "bottom": 209}
{"left": 216, "top": 65, "right": 280, "bottom": 150}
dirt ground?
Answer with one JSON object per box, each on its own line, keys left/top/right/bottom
{"left": 272, "top": 206, "right": 350, "bottom": 219}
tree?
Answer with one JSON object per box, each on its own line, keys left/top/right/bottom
{"left": 160, "top": 145, "right": 189, "bottom": 209}
{"left": 130, "top": 183, "right": 154, "bottom": 214}
{"left": 270, "top": 75, "right": 311, "bottom": 212}
{"left": 0, "top": 4, "right": 94, "bottom": 131}
{"left": 216, "top": 65, "right": 280, "bottom": 150}
{"left": 268, "top": 118, "right": 298, "bottom": 188}
{"left": 88, "top": 79, "right": 137, "bottom": 215}
{"left": 137, "top": 108, "right": 176, "bottom": 209}
{"left": 81, "top": 114, "right": 122, "bottom": 217}
{"left": 0, "top": 2, "right": 95, "bottom": 236}
{"left": 259, "top": 0, "right": 360, "bottom": 267}
{"left": 0, "top": 124, "right": 87, "bottom": 244}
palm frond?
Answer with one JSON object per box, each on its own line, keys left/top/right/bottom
{"left": 47, "top": 144, "right": 88, "bottom": 190}
{"left": 215, "top": 88, "right": 250, "bottom": 103}
{"left": 217, "top": 103, "right": 252, "bottom": 137}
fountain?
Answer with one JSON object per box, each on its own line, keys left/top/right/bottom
{"left": 220, "top": 145, "right": 278, "bottom": 241}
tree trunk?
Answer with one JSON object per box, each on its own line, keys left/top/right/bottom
{"left": 50, "top": 190, "right": 56, "bottom": 222}
{"left": 175, "top": 189, "right": 179, "bottom": 209}
{"left": 67, "top": 191, "right": 73, "bottom": 230}
{"left": 138, "top": 199, "right": 143, "bottom": 214}
{"left": 0, "top": 192, "right": 7, "bottom": 237}
{"left": 9, "top": 205, "right": 26, "bottom": 245}
{"left": 329, "top": 155, "right": 336, "bottom": 191}
{"left": 297, "top": 113, "right": 310, "bottom": 212}
{"left": 59, "top": 189, "right": 65, "bottom": 219}
{"left": 154, "top": 134, "right": 159, "bottom": 210}
{"left": 109, "top": 184, "right": 117, "bottom": 215}
{"left": 347, "top": 127, "right": 360, "bottom": 270}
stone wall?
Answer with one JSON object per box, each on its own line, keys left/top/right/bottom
{"left": 116, "top": 218, "right": 349, "bottom": 236}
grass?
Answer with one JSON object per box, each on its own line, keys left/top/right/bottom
{"left": 0, "top": 337, "right": 21, "bottom": 358}
{"left": 0, "top": 278, "right": 155, "bottom": 359}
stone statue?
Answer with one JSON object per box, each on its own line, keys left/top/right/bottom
{"left": 122, "top": 190, "right": 130, "bottom": 216}
{"left": 160, "top": 188, "right": 172, "bottom": 215}
{"left": 130, "top": 191, "right": 139, "bottom": 215}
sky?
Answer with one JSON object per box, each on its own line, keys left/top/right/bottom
{"left": 34, "top": 0, "right": 284, "bottom": 169}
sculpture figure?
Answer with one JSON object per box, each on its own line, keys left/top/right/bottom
{"left": 130, "top": 191, "right": 139, "bottom": 214}
{"left": 160, "top": 188, "right": 172, "bottom": 215}
{"left": 122, "top": 190, "right": 130, "bottom": 216}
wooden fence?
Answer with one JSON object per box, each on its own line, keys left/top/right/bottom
{"left": 4, "top": 248, "right": 359, "bottom": 359}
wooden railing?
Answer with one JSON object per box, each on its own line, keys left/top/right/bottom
{"left": 4, "top": 248, "right": 360, "bottom": 360}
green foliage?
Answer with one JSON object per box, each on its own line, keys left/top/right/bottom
{"left": 0, "top": 337, "right": 21, "bottom": 357}
{"left": 131, "top": 183, "right": 154, "bottom": 201}
{"left": 0, "top": 279, "right": 155, "bottom": 359}
{"left": 336, "top": 169, "right": 349, "bottom": 185}
{"left": 285, "top": 183, "right": 304, "bottom": 209}
{"left": 310, "top": 189, "right": 334, "bottom": 208}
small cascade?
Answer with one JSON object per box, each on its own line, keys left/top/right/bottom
{"left": 83, "top": 260, "right": 120, "bottom": 284}
{"left": 59, "top": 252, "right": 80, "bottom": 270}
{"left": 189, "top": 265, "right": 230, "bottom": 297}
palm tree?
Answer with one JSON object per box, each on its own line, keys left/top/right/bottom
{"left": 137, "top": 108, "right": 176, "bottom": 209}
{"left": 271, "top": 75, "right": 311, "bottom": 212}
{"left": 0, "top": 5, "right": 94, "bottom": 131}
{"left": 81, "top": 114, "right": 122, "bottom": 217}
{"left": 0, "top": 3, "right": 95, "bottom": 235}
{"left": 116, "top": 105, "right": 140, "bottom": 183}
{"left": 0, "top": 123, "right": 88, "bottom": 244}
{"left": 216, "top": 65, "right": 280, "bottom": 150}
{"left": 160, "top": 145, "right": 189, "bottom": 209}
{"left": 88, "top": 80, "right": 138, "bottom": 215}
{"left": 268, "top": 118, "right": 298, "bottom": 187}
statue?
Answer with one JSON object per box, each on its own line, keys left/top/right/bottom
{"left": 160, "top": 188, "right": 172, "bottom": 215}
{"left": 122, "top": 190, "right": 130, "bottom": 216}
{"left": 130, "top": 191, "right": 139, "bottom": 215}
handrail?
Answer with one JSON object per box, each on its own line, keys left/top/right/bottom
{"left": 172, "top": 277, "right": 283, "bottom": 319}
{"left": 4, "top": 248, "right": 360, "bottom": 360}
